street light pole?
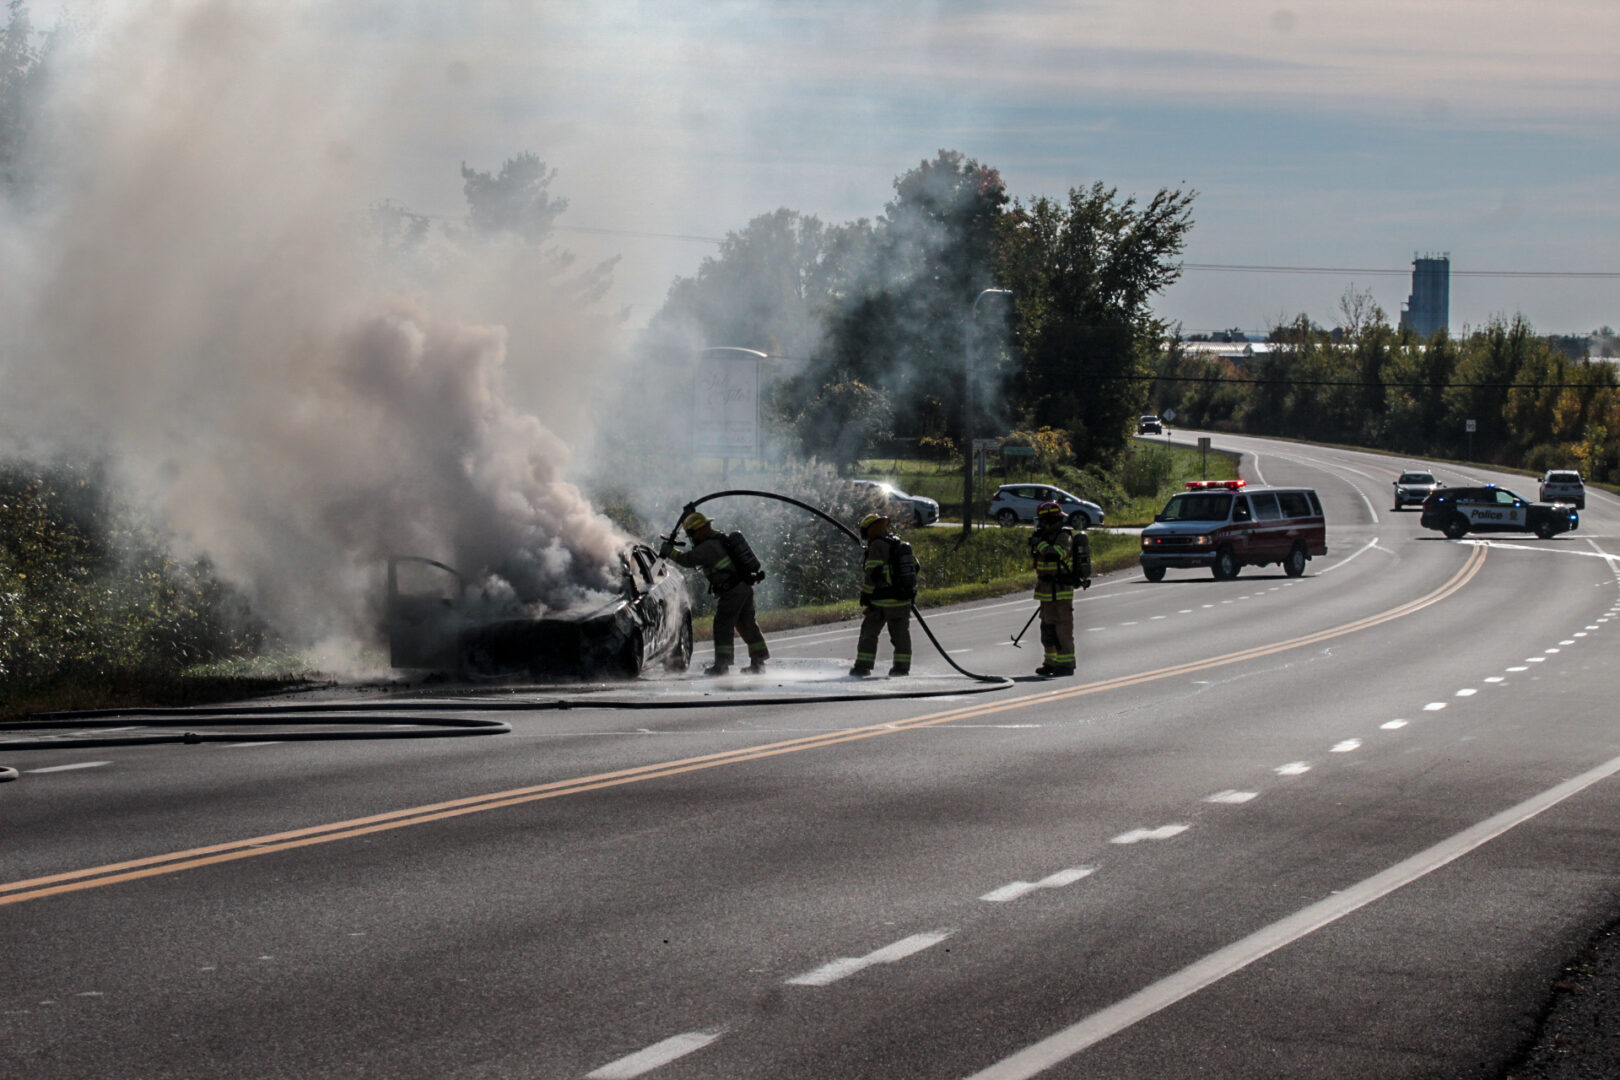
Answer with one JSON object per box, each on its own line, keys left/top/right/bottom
{"left": 961, "top": 288, "right": 1012, "bottom": 543}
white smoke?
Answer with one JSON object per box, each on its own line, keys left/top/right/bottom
{"left": 0, "top": 2, "right": 630, "bottom": 659}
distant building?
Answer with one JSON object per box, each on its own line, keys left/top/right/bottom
{"left": 1399, "top": 254, "right": 1449, "bottom": 338}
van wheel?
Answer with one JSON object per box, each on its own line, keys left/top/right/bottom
{"left": 1284, "top": 543, "right": 1307, "bottom": 577}
{"left": 1534, "top": 520, "right": 1556, "bottom": 540}
{"left": 1443, "top": 515, "right": 1469, "bottom": 539}
{"left": 1143, "top": 566, "right": 1166, "bottom": 582}
{"left": 1212, "top": 547, "right": 1240, "bottom": 580}
{"left": 996, "top": 509, "right": 1018, "bottom": 526}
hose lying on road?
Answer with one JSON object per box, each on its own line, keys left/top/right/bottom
{"left": 669, "top": 489, "right": 1012, "bottom": 686}
{"left": 0, "top": 713, "right": 511, "bottom": 751}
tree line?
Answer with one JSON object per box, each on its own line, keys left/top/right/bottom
{"left": 1151, "top": 294, "right": 1619, "bottom": 482}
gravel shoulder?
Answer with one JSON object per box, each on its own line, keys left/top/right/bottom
{"left": 1504, "top": 918, "right": 1620, "bottom": 1079}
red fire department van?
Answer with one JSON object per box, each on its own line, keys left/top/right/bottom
{"left": 1139, "top": 479, "right": 1327, "bottom": 581}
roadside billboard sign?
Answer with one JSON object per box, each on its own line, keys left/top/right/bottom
{"left": 693, "top": 347, "right": 763, "bottom": 458}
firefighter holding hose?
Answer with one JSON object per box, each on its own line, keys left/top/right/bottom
{"left": 661, "top": 511, "right": 769, "bottom": 676}
{"left": 849, "top": 512, "right": 916, "bottom": 677}
{"left": 1031, "top": 500, "right": 1089, "bottom": 677}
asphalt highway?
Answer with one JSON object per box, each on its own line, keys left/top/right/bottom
{"left": 5, "top": 434, "right": 1620, "bottom": 1079}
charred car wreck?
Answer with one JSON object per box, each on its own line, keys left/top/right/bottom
{"left": 387, "top": 544, "right": 694, "bottom": 679}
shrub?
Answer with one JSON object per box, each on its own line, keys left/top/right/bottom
{"left": 0, "top": 459, "right": 264, "bottom": 709}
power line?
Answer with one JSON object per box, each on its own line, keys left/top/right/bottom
{"left": 1122, "top": 374, "right": 1618, "bottom": 389}
{"left": 1180, "top": 262, "right": 1620, "bottom": 280}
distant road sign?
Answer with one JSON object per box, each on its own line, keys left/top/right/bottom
{"left": 1162, "top": 407, "right": 1177, "bottom": 422}
{"left": 1466, "top": 419, "right": 1477, "bottom": 432}
{"left": 972, "top": 438, "right": 999, "bottom": 451}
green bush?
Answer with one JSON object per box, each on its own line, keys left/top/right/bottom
{"left": 0, "top": 459, "right": 264, "bottom": 710}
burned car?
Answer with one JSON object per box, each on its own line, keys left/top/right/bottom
{"left": 386, "top": 543, "right": 694, "bottom": 678}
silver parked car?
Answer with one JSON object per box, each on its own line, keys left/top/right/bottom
{"left": 987, "top": 483, "right": 1104, "bottom": 528}
{"left": 853, "top": 479, "right": 940, "bottom": 526}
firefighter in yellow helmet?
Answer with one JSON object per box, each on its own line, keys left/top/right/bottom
{"left": 1030, "top": 500, "right": 1090, "bottom": 676}
{"left": 849, "top": 511, "right": 914, "bottom": 677}
{"left": 660, "top": 510, "right": 769, "bottom": 675}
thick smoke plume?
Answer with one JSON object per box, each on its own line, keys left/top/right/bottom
{"left": 0, "top": 4, "right": 629, "bottom": 662}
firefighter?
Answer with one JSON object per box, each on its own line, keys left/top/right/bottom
{"left": 660, "top": 511, "right": 769, "bottom": 675}
{"left": 1030, "top": 500, "right": 1090, "bottom": 677}
{"left": 849, "top": 512, "right": 913, "bottom": 677}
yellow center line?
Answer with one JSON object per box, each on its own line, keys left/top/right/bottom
{"left": 3, "top": 545, "right": 1487, "bottom": 907}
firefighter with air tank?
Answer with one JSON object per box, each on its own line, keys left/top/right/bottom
{"left": 849, "top": 511, "right": 915, "bottom": 677}
{"left": 1031, "top": 499, "right": 1090, "bottom": 677}
{"left": 660, "top": 511, "right": 769, "bottom": 676}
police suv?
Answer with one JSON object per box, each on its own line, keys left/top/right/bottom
{"left": 1418, "top": 485, "right": 1579, "bottom": 539}
{"left": 1139, "top": 480, "right": 1327, "bottom": 581}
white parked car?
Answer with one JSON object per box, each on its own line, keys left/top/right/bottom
{"left": 987, "top": 484, "right": 1105, "bottom": 528}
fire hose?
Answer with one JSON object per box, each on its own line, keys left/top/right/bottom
{"left": 666, "top": 489, "right": 1012, "bottom": 686}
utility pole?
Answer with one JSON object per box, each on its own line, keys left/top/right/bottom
{"left": 961, "top": 289, "right": 1012, "bottom": 543}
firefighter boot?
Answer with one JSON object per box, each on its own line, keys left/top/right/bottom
{"left": 743, "top": 659, "right": 767, "bottom": 675}
{"left": 849, "top": 665, "right": 873, "bottom": 677}
{"left": 887, "top": 665, "right": 909, "bottom": 677}
{"left": 704, "top": 662, "right": 730, "bottom": 676}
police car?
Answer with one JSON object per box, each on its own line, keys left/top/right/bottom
{"left": 1418, "top": 484, "right": 1579, "bottom": 540}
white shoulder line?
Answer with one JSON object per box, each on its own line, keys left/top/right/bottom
{"left": 963, "top": 749, "right": 1620, "bottom": 1080}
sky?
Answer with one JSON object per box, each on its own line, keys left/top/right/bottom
{"left": 27, "top": 0, "right": 1620, "bottom": 336}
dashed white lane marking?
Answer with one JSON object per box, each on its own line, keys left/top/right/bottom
{"left": 1484, "top": 677, "right": 1504, "bottom": 684}
{"left": 1381, "top": 720, "right": 1408, "bottom": 730}
{"left": 1087, "top": 627, "right": 1105, "bottom": 632}
{"left": 1120, "top": 621, "right": 1139, "bottom": 626}
{"left": 785, "top": 931, "right": 954, "bottom": 987}
{"left": 1179, "top": 609, "right": 1193, "bottom": 614}
{"left": 1455, "top": 688, "right": 1477, "bottom": 697}
{"left": 981, "top": 867, "right": 1096, "bottom": 903}
{"left": 1559, "top": 639, "right": 1576, "bottom": 645}
{"left": 1150, "top": 615, "right": 1167, "bottom": 621}
{"left": 1111, "top": 824, "right": 1189, "bottom": 845}
{"left": 1574, "top": 632, "right": 1589, "bottom": 637}
{"left": 1331, "top": 740, "right": 1361, "bottom": 753}
{"left": 964, "top": 750, "right": 1620, "bottom": 1080}
{"left": 1275, "top": 762, "right": 1311, "bottom": 776}
{"left": 1507, "top": 666, "right": 1529, "bottom": 672}
{"left": 1528, "top": 657, "right": 1548, "bottom": 663}
{"left": 1545, "top": 648, "right": 1561, "bottom": 654}
{"left": 24, "top": 761, "right": 111, "bottom": 774}
{"left": 220, "top": 742, "right": 279, "bottom": 748}
{"left": 1205, "top": 790, "right": 1258, "bottom": 804}
{"left": 586, "top": 1029, "right": 727, "bottom": 1079}
{"left": 1423, "top": 702, "right": 1447, "bottom": 711}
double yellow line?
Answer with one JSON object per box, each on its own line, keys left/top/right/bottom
{"left": 3, "top": 545, "right": 1487, "bottom": 907}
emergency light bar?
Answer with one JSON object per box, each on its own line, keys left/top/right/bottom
{"left": 1184, "top": 479, "right": 1247, "bottom": 490}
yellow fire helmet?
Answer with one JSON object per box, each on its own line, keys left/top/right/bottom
{"left": 860, "top": 512, "right": 890, "bottom": 533}
{"left": 682, "top": 511, "right": 712, "bottom": 534}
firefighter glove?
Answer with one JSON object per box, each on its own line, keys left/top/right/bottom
{"left": 658, "top": 539, "right": 675, "bottom": 558}
{"left": 1081, "top": 578, "right": 1092, "bottom": 590}
{"left": 751, "top": 571, "right": 766, "bottom": 585}
{"left": 859, "top": 594, "right": 871, "bottom": 608}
